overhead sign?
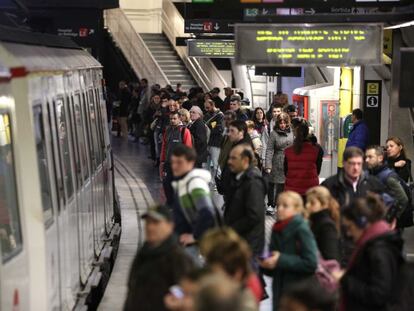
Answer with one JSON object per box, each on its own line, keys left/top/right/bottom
{"left": 188, "top": 39, "right": 235, "bottom": 58}
{"left": 184, "top": 20, "right": 235, "bottom": 33}
{"left": 235, "top": 23, "right": 383, "bottom": 66}
{"left": 255, "top": 66, "right": 302, "bottom": 77}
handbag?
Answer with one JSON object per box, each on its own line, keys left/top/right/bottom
{"left": 316, "top": 252, "right": 340, "bottom": 293}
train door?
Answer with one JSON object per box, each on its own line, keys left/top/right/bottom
{"left": 292, "top": 94, "right": 310, "bottom": 120}
{"left": 0, "top": 88, "right": 29, "bottom": 310}
{"left": 95, "top": 83, "right": 112, "bottom": 233}
{"left": 52, "top": 94, "right": 80, "bottom": 309}
{"left": 73, "top": 93, "right": 93, "bottom": 284}
{"left": 32, "top": 101, "right": 61, "bottom": 311}
{"left": 89, "top": 88, "right": 106, "bottom": 241}
{"left": 81, "top": 93, "right": 100, "bottom": 257}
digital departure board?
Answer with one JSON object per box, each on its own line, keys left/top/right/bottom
{"left": 188, "top": 39, "right": 235, "bottom": 58}
{"left": 235, "top": 24, "right": 383, "bottom": 66}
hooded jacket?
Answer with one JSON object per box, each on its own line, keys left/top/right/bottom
{"left": 171, "top": 169, "right": 216, "bottom": 239}
{"left": 340, "top": 223, "right": 403, "bottom": 311}
{"left": 124, "top": 235, "right": 194, "bottom": 311}
{"left": 224, "top": 165, "right": 266, "bottom": 255}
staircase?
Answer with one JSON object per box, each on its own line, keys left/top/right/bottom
{"left": 140, "top": 33, "right": 197, "bottom": 91}
{"left": 248, "top": 66, "right": 269, "bottom": 110}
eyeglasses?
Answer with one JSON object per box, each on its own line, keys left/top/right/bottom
{"left": 190, "top": 111, "right": 197, "bottom": 114}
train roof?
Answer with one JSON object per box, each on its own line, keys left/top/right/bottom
{"left": 0, "top": 25, "right": 80, "bottom": 50}
{"left": 0, "top": 26, "right": 101, "bottom": 74}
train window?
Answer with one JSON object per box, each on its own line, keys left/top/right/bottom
{"left": 33, "top": 105, "right": 54, "bottom": 224}
{"left": 74, "top": 94, "right": 89, "bottom": 182}
{"left": 54, "top": 98, "right": 74, "bottom": 200}
{"left": 82, "top": 93, "right": 95, "bottom": 170}
{"left": 0, "top": 113, "right": 22, "bottom": 262}
{"left": 94, "top": 88, "right": 105, "bottom": 156}
{"left": 67, "top": 96, "right": 80, "bottom": 190}
{"left": 88, "top": 89, "right": 101, "bottom": 166}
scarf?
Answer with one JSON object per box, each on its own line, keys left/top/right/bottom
{"left": 273, "top": 216, "right": 294, "bottom": 232}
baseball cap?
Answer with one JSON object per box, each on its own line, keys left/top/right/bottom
{"left": 142, "top": 205, "right": 173, "bottom": 222}
{"left": 230, "top": 94, "right": 241, "bottom": 102}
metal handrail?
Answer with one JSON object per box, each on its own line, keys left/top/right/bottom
{"left": 104, "top": 8, "right": 170, "bottom": 86}
{"left": 161, "top": 0, "right": 228, "bottom": 92}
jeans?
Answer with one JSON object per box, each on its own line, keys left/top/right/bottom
{"left": 268, "top": 182, "right": 284, "bottom": 207}
{"left": 207, "top": 146, "right": 221, "bottom": 179}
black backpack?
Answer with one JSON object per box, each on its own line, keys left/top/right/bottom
{"left": 376, "top": 167, "right": 414, "bottom": 228}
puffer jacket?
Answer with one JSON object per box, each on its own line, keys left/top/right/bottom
{"left": 171, "top": 169, "right": 216, "bottom": 239}
{"left": 284, "top": 142, "right": 322, "bottom": 195}
{"left": 265, "top": 128, "right": 294, "bottom": 184}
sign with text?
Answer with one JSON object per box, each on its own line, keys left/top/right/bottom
{"left": 235, "top": 23, "right": 383, "bottom": 66}
{"left": 364, "top": 80, "right": 382, "bottom": 145}
{"left": 188, "top": 39, "right": 235, "bottom": 58}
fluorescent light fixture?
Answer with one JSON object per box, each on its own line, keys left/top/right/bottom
{"left": 385, "top": 20, "right": 414, "bottom": 30}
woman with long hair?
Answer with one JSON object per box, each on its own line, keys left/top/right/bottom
{"left": 284, "top": 120, "right": 323, "bottom": 196}
{"left": 252, "top": 107, "right": 269, "bottom": 164}
{"left": 386, "top": 136, "right": 412, "bottom": 182}
{"left": 264, "top": 113, "right": 294, "bottom": 215}
{"left": 305, "top": 186, "right": 340, "bottom": 261}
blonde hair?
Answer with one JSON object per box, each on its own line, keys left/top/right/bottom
{"left": 245, "top": 120, "right": 255, "bottom": 130}
{"left": 306, "top": 186, "right": 340, "bottom": 232}
{"left": 278, "top": 191, "right": 304, "bottom": 215}
{"left": 178, "top": 108, "right": 191, "bottom": 123}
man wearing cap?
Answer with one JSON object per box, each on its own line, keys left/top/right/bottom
{"left": 210, "top": 87, "right": 224, "bottom": 111}
{"left": 229, "top": 94, "right": 249, "bottom": 121}
{"left": 124, "top": 205, "right": 194, "bottom": 311}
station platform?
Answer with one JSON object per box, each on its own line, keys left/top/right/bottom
{"left": 97, "top": 136, "right": 274, "bottom": 310}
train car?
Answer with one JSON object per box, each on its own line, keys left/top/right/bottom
{"left": 0, "top": 26, "right": 116, "bottom": 310}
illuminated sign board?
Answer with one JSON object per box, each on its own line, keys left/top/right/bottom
{"left": 188, "top": 39, "right": 235, "bottom": 58}
{"left": 235, "top": 24, "right": 383, "bottom": 66}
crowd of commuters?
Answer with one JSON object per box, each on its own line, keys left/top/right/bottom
{"left": 114, "top": 81, "right": 414, "bottom": 311}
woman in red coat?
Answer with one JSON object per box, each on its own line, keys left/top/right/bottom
{"left": 284, "top": 119, "right": 323, "bottom": 196}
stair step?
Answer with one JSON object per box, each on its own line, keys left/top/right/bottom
{"left": 152, "top": 51, "right": 177, "bottom": 56}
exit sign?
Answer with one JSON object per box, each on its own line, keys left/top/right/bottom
{"left": 192, "top": 0, "right": 214, "bottom": 3}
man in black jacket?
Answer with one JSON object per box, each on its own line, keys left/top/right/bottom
{"left": 322, "top": 147, "right": 384, "bottom": 265}
{"left": 124, "top": 205, "right": 194, "bottom": 311}
{"left": 224, "top": 144, "right": 266, "bottom": 255}
{"left": 322, "top": 147, "right": 385, "bottom": 208}
{"left": 188, "top": 106, "right": 208, "bottom": 168}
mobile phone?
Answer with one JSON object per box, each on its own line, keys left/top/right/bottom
{"left": 170, "top": 285, "right": 184, "bottom": 299}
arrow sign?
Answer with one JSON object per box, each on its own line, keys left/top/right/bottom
{"left": 305, "top": 8, "right": 316, "bottom": 15}
{"left": 214, "top": 23, "right": 220, "bottom": 31}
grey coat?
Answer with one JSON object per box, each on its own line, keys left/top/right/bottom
{"left": 265, "top": 128, "right": 294, "bottom": 184}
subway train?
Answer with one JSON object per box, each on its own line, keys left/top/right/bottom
{"left": 0, "top": 26, "right": 117, "bottom": 310}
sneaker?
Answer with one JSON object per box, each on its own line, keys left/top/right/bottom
{"left": 266, "top": 205, "right": 275, "bottom": 216}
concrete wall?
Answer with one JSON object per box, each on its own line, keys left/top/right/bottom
{"left": 120, "top": 0, "right": 162, "bottom": 33}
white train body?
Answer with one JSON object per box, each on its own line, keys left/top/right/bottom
{"left": 0, "top": 28, "right": 114, "bottom": 310}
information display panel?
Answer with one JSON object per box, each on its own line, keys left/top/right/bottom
{"left": 235, "top": 23, "right": 383, "bottom": 66}
{"left": 188, "top": 39, "right": 235, "bottom": 58}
